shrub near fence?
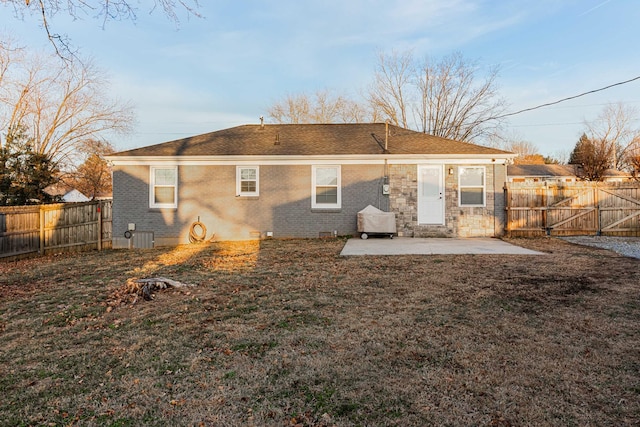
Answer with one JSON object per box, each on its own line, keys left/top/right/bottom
{"left": 505, "top": 182, "right": 640, "bottom": 237}
{"left": 0, "top": 200, "right": 112, "bottom": 259}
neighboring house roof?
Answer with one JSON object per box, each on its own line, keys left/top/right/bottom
{"left": 61, "top": 189, "right": 91, "bottom": 203}
{"left": 508, "top": 164, "right": 633, "bottom": 180}
{"left": 602, "top": 169, "right": 633, "bottom": 178}
{"left": 507, "top": 164, "right": 577, "bottom": 177}
{"left": 44, "top": 183, "right": 70, "bottom": 198}
{"left": 44, "top": 184, "right": 91, "bottom": 202}
{"left": 109, "top": 123, "right": 513, "bottom": 158}
{"left": 93, "top": 191, "right": 113, "bottom": 200}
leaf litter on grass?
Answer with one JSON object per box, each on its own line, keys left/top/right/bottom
{"left": 0, "top": 238, "right": 639, "bottom": 426}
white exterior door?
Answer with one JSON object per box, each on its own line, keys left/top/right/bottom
{"left": 418, "top": 165, "right": 444, "bottom": 224}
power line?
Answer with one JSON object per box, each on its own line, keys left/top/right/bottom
{"left": 509, "top": 121, "right": 584, "bottom": 128}
{"left": 497, "top": 75, "right": 640, "bottom": 120}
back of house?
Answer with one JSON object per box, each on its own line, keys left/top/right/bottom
{"left": 106, "top": 123, "right": 514, "bottom": 246}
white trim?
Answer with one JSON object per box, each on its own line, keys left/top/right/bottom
{"left": 458, "top": 166, "right": 486, "bottom": 207}
{"left": 312, "top": 165, "right": 341, "bottom": 209}
{"left": 236, "top": 166, "right": 259, "bottom": 197}
{"left": 107, "top": 154, "right": 514, "bottom": 167}
{"left": 150, "top": 166, "right": 178, "bottom": 209}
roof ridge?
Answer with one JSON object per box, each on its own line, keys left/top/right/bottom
{"left": 108, "top": 123, "right": 516, "bottom": 157}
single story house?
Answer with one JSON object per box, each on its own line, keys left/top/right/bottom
{"left": 44, "top": 184, "right": 91, "bottom": 202}
{"left": 106, "top": 123, "right": 515, "bottom": 246}
{"left": 507, "top": 164, "right": 634, "bottom": 183}
{"left": 507, "top": 164, "right": 580, "bottom": 183}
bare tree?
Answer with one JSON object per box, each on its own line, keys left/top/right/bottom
{"left": 268, "top": 50, "right": 506, "bottom": 143}
{"left": 0, "top": 38, "right": 24, "bottom": 127}
{"left": 72, "top": 139, "right": 114, "bottom": 199}
{"left": 367, "top": 50, "right": 506, "bottom": 142}
{"left": 414, "top": 52, "right": 506, "bottom": 141}
{"left": 313, "top": 90, "right": 343, "bottom": 123}
{"left": 584, "top": 102, "right": 640, "bottom": 170}
{"left": 368, "top": 50, "right": 413, "bottom": 128}
{"left": 505, "top": 141, "right": 545, "bottom": 164}
{"left": 268, "top": 93, "right": 311, "bottom": 124}
{"left": 549, "top": 149, "right": 570, "bottom": 165}
{"left": 0, "top": 44, "right": 133, "bottom": 168}
{"left": 483, "top": 130, "right": 544, "bottom": 164}
{"left": 2, "top": 0, "right": 201, "bottom": 57}
{"left": 0, "top": 39, "right": 16, "bottom": 89}
{"left": 628, "top": 136, "right": 640, "bottom": 179}
{"left": 338, "top": 97, "right": 380, "bottom": 123}
{"left": 268, "top": 90, "right": 375, "bottom": 124}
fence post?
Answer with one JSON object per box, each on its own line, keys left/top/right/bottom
{"left": 594, "top": 184, "right": 600, "bottom": 236}
{"left": 542, "top": 184, "right": 548, "bottom": 235}
{"left": 504, "top": 184, "right": 511, "bottom": 237}
{"left": 97, "top": 201, "right": 103, "bottom": 251}
{"left": 39, "top": 205, "right": 45, "bottom": 254}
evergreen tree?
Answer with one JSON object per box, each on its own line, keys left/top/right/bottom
{"left": 0, "top": 125, "right": 60, "bottom": 205}
{"left": 0, "top": 140, "right": 11, "bottom": 205}
{"left": 569, "top": 133, "right": 613, "bottom": 181}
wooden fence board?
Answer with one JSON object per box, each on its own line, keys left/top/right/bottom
{"left": 505, "top": 182, "right": 640, "bottom": 237}
{"left": 0, "top": 200, "right": 113, "bottom": 259}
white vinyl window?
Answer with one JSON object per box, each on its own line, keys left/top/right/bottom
{"left": 236, "top": 166, "right": 259, "bottom": 196}
{"left": 312, "top": 165, "right": 341, "bottom": 209}
{"left": 150, "top": 166, "right": 178, "bottom": 208}
{"left": 459, "top": 166, "right": 485, "bottom": 207}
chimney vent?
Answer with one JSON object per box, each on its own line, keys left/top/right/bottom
{"left": 275, "top": 133, "right": 280, "bottom": 145}
{"left": 260, "top": 116, "right": 264, "bottom": 129}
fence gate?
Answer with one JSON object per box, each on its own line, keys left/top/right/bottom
{"left": 505, "top": 182, "right": 640, "bottom": 237}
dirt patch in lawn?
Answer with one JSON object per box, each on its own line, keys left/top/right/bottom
{"left": 0, "top": 237, "right": 639, "bottom": 426}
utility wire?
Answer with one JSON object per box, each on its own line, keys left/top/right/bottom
{"left": 495, "top": 75, "right": 640, "bottom": 120}
{"left": 387, "top": 75, "right": 640, "bottom": 142}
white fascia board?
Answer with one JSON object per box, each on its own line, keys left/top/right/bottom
{"left": 106, "top": 153, "right": 515, "bottom": 166}
{"left": 386, "top": 157, "right": 513, "bottom": 165}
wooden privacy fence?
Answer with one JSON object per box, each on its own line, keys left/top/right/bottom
{"left": 0, "top": 200, "right": 112, "bottom": 259}
{"left": 505, "top": 182, "right": 640, "bottom": 237}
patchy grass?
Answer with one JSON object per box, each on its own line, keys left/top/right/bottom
{"left": 0, "top": 238, "right": 639, "bottom": 426}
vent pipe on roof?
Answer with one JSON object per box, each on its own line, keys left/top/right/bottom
{"left": 385, "top": 121, "right": 389, "bottom": 151}
{"left": 260, "top": 116, "right": 264, "bottom": 129}
{"left": 275, "top": 133, "right": 280, "bottom": 145}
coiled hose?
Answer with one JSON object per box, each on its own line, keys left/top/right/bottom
{"left": 189, "top": 220, "right": 214, "bottom": 243}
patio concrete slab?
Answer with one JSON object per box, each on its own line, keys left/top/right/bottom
{"left": 340, "top": 237, "right": 545, "bottom": 256}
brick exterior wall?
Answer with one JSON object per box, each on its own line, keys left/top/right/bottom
{"left": 112, "top": 161, "right": 507, "bottom": 245}
{"left": 112, "top": 163, "right": 389, "bottom": 244}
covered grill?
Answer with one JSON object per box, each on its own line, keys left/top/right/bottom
{"left": 357, "top": 205, "right": 396, "bottom": 239}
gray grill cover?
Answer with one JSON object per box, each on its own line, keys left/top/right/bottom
{"left": 357, "top": 205, "right": 397, "bottom": 233}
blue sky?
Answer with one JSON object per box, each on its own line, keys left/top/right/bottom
{"left": 2, "top": 0, "right": 639, "bottom": 157}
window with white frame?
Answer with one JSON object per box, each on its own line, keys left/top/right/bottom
{"left": 236, "top": 166, "right": 259, "bottom": 196}
{"left": 150, "top": 166, "right": 178, "bottom": 208}
{"left": 312, "top": 165, "right": 341, "bottom": 209}
{"left": 459, "top": 166, "right": 485, "bottom": 206}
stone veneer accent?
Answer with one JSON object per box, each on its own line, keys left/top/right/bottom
{"left": 389, "top": 164, "right": 505, "bottom": 237}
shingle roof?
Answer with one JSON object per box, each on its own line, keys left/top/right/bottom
{"left": 111, "top": 123, "right": 512, "bottom": 157}
{"left": 508, "top": 164, "right": 635, "bottom": 178}
{"left": 507, "top": 164, "right": 577, "bottom": 177}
